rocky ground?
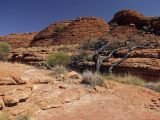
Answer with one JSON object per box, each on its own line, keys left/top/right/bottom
{"left": 0, "top": 62, "right": 160, "bottom": 120}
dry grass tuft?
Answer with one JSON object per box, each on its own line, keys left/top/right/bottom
{"left": 107, "top": 74, "right": 145, "bottom": 87}
{"left": 81, "top": 71, "right": 106, "bottom": 87}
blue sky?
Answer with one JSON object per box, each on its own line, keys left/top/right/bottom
{"left": 0, "top": 0, "right": 159, "bottom": 35}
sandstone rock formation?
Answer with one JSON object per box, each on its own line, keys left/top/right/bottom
{"left": 0, "top": 32, "right": 37, "bottom": 49}
{"left": 30, "top": 17, "right": 109, "bottom": 46}
{"left": 31, "top": 20, "right": 72, "bottom": 46}
{"left": 109, "top": 9, "right": 160, "bottom": 33}
{"left": 0, "top": 62, "right": 160, "bottom": 120}
{"left": 109, "top": 9, "right": 146, "bottom": 28}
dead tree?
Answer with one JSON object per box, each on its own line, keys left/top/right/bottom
{"left": 92, "top": 40, "right": 159, "bottom": 74}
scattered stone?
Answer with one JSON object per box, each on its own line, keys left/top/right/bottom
{"left": 59, "top": 85, "right": 67, "bottom": 89}
{"left": 3, "top": 96, "right": 19, "bottom": 107}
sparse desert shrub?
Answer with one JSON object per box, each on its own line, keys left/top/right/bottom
{"left": 15, "top": 115, "right": 32, "bottom": 120}
{"left": 107, "top": 74, "right": 145, "bottom": 87}
{"left": 69, "top": 50, "right": 92, "bottom": 67}
{"left": 81, "top": 39, "right": 97, "bottom": 50}
{"left": 107, "top": 74, "right": 160, "bottom": 93}
{"left": 54, "top": 26, "right": 65, "bottom": 33}
{"left": 46, "top": 52, "right": 69, "bottom": 67}
{"left": 51, "top": 65, "right": 67, "bottom": 75}
{"left": 0, "top": 43, "right": 11, "bottom": 61}
{"left": 109, "top": 22, "right": 118, "bottom": 29}
{"left": 81, "top": 70, "right": 106, "bottom": 87}
{"left": 145, "top": 82, "right": 160, "bottom": 92}
{"left": 137, "top": 29, "right": 145, "bottom": 35}
{"left": 81, "top": 38, "right": 106, "bottom": 51}
{"left": 0, "top": 111, "right": 9, "bottom": 120}
{"left": 107, "top": 40, "right": 123, "bottom": 50}
{"left": 153, "top": 82, "right": 160, "bottom": 92}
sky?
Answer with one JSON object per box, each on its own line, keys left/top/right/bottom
{"left": 0, "top": 0, "right": 160, "bottom": 36}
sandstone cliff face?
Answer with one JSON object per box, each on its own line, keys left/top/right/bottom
{"left": 0, "top": 32, "right": 37, "bottom": 49}
{"left": 30, "top": 17, "right": 109, "bottom": 47}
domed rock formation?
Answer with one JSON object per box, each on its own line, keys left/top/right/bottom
{"left": 109, "top": 9, "right": 160, "bottom": 34}
{"left": 30, "top": 17, "right": 109, "bottom": 47}
{"left": 31, "top": 20, "right": 72, "bottom": 46}
{"left": 109, "top": 9, "right": 146, "bottom": 28}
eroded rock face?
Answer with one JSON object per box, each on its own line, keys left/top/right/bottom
{"left": 0, "top": 32, "right": 37, "bottom": 49}
{"left": 30, "top": 17, "right": 109, "bottom": 47}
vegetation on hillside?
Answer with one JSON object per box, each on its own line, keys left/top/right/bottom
{"left": 0, "top": 43, "right": 11, "bottom": 61}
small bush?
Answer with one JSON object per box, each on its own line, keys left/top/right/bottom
{"left": 0, "top": 43, "right": 11, "bottom": 61}
{"left": 46, "top": 52, "right": 69, "bottom": 67}
{"left": 81, "top": 71, "right": 106, "bottom": 87}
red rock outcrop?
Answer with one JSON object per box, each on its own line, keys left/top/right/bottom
{"left": 30, "top": 17, "right": 109, "bottom": 46}
{"left": 109, "top": 9, "right": 160, "bottom": 32}
{"left": 109, "top": 9, "right": 146, "bottom": 27}
{"left": 31, "top": 20, "right": 72, "bottom": 46}
{"left": 0, "top": 32, "right": 37, "bottom": 49}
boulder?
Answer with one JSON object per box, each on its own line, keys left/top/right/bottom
{"left": 66, "top": 71, "right": 82, "bottom": 79}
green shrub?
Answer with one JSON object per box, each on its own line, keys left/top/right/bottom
{"left": 81, "top": 71, "right": 106, "bottom": 87}
{"left": 0, "top": 43, "right": 11, "bottom": 61}
{"left": 46, "top": 52, "right": 69, "bottom": 67}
